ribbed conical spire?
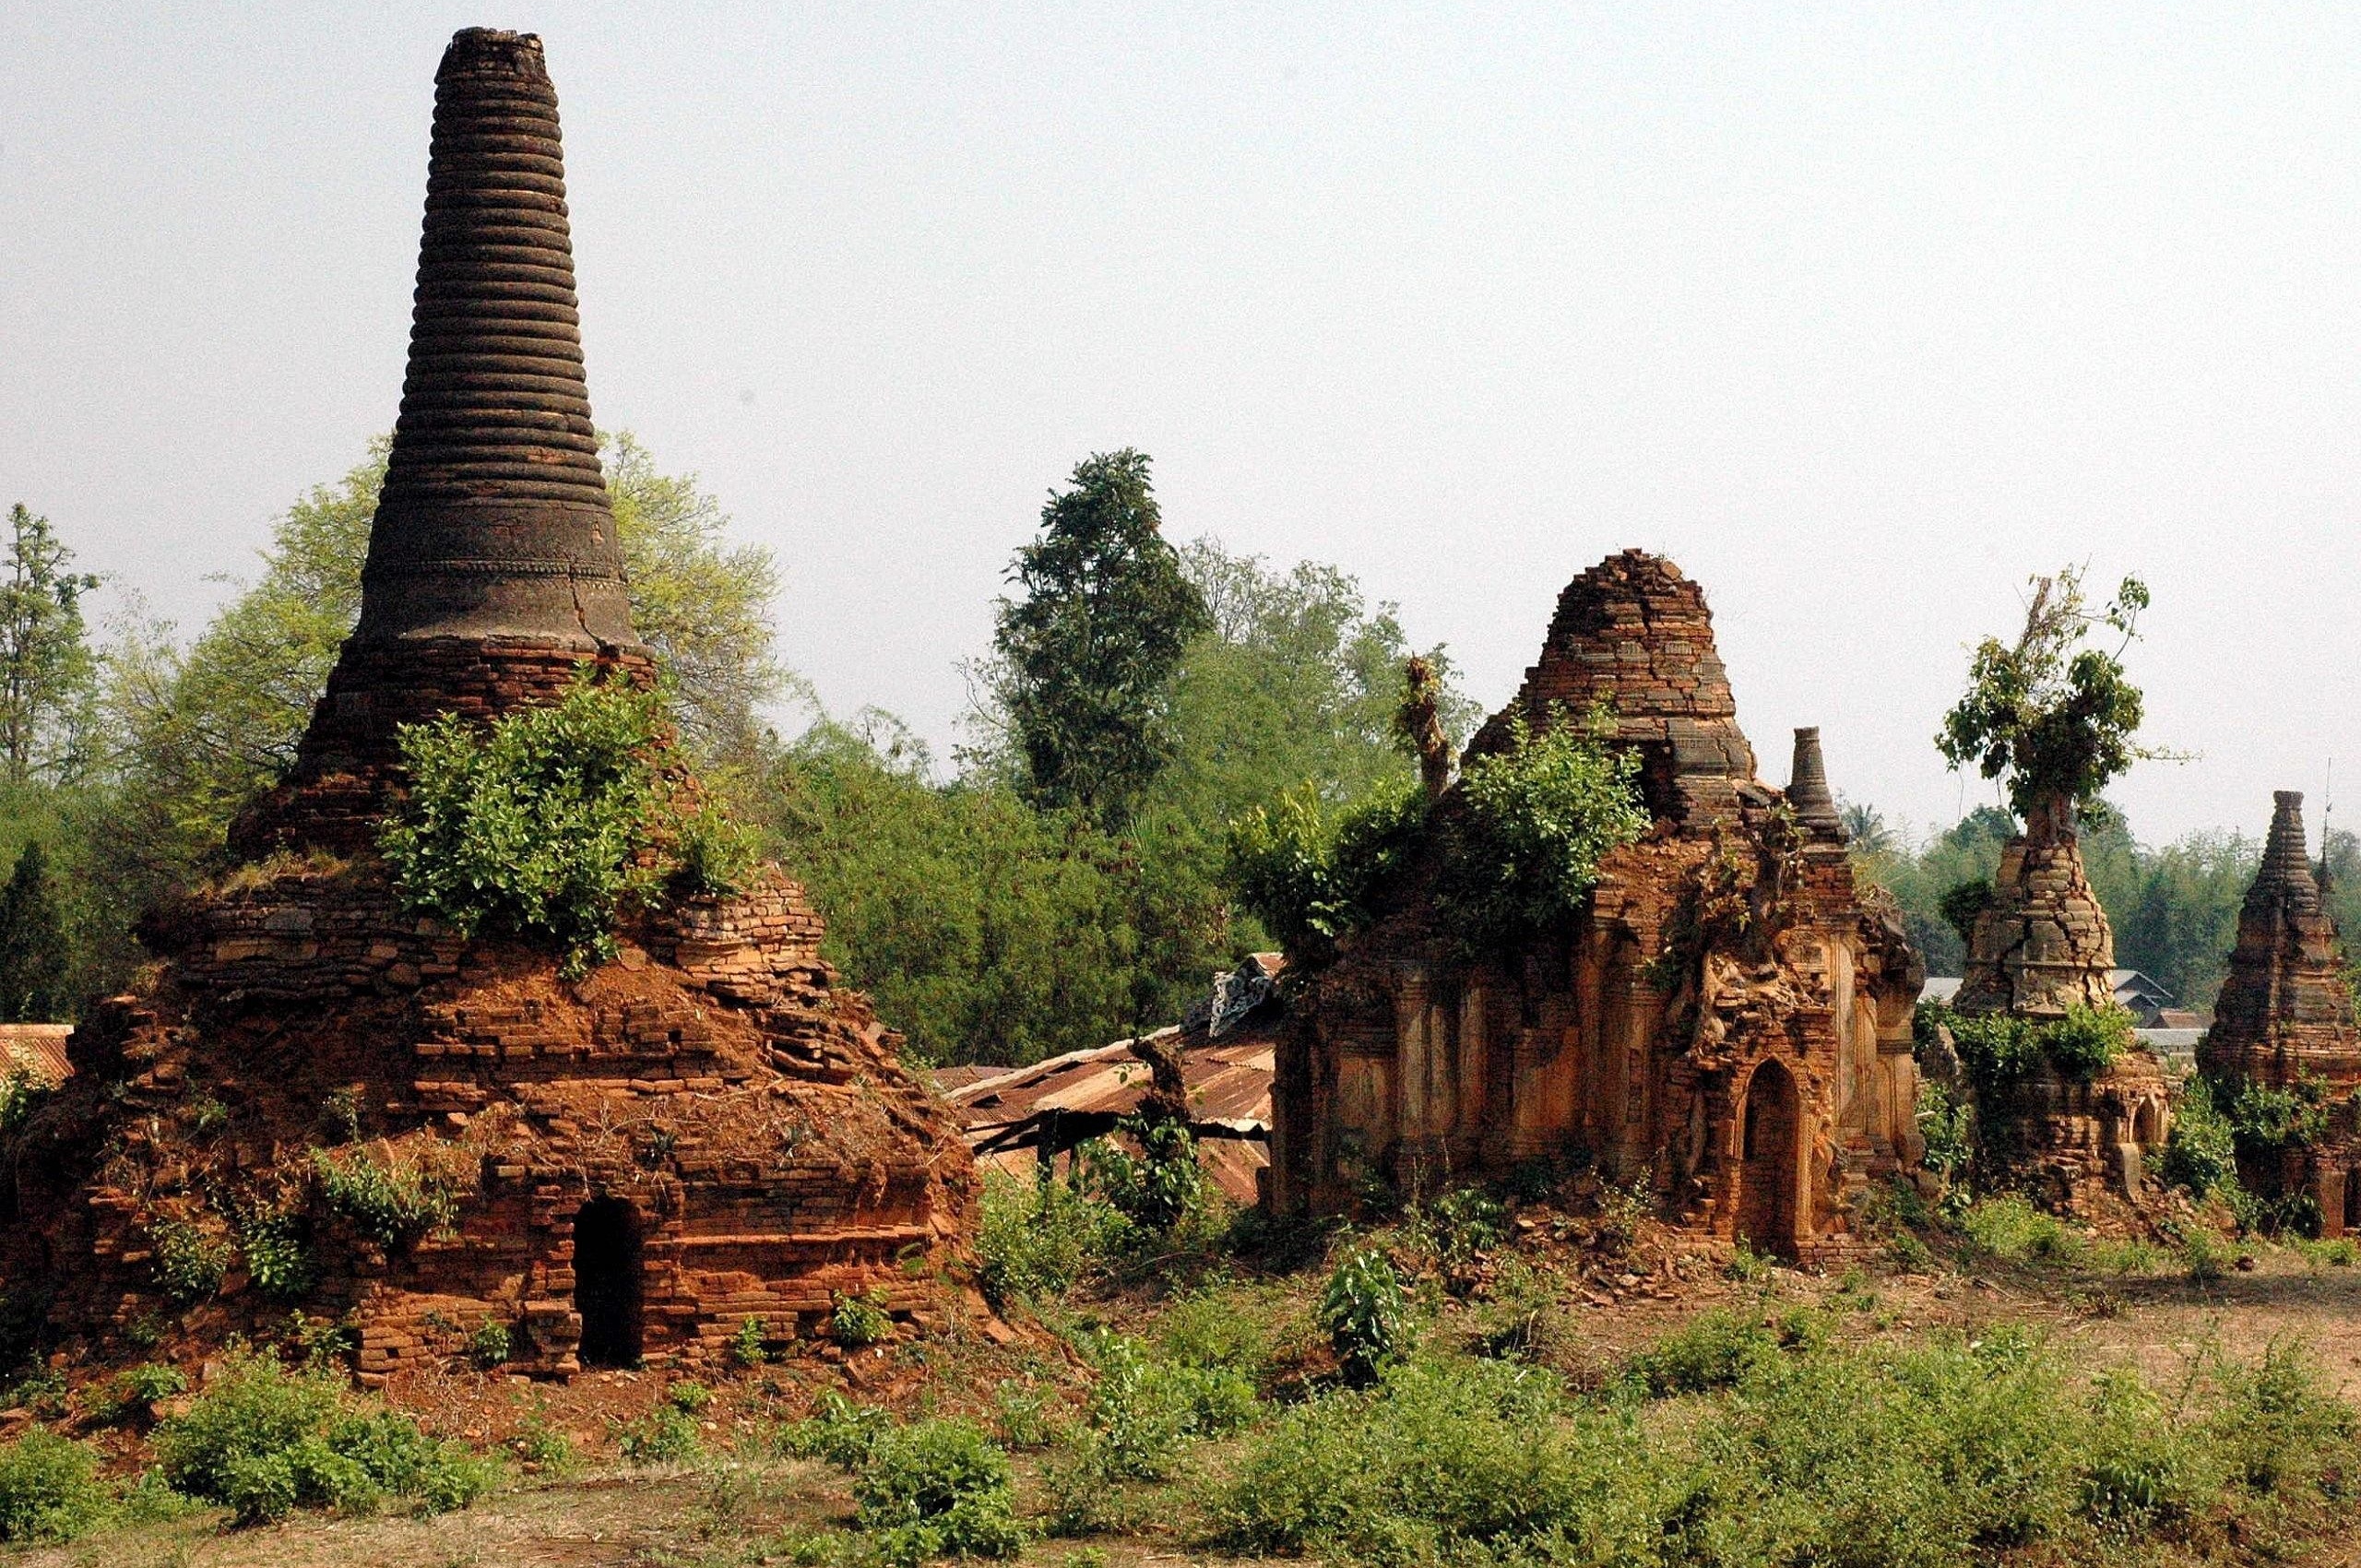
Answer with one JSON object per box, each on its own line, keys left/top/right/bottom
{"left": 2248, "top": 789, "right": 2323, "bottom": 911}
{"left": 354, "top": 28, "right": 635, "bottom": 649}
{"left": 1786, "top": 726, "right": 1844, "bottom": 837}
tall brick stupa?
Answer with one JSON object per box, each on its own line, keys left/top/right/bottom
{"left": 2201, "top": 791, "right": 2361, "bottom": 1232}
{"left": 0, "top": 30, "right": 977, "bottom": 1383}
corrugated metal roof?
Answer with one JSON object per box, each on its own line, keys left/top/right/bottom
{"left": 0, "top": 1024, "right": 73, "bottom": 1087}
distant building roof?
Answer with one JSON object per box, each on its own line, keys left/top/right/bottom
{"left": 941, "top": 958, "right": 1283, "bottom": 1206}
{"left": 0, "top": 1024, "right": 72, "bottom": 1087}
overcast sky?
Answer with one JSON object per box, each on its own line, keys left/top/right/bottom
{"left": 6, "top": 3, "right": 2361, "bottom": 848}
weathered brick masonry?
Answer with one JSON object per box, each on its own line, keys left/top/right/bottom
{"left": 0, "top": 28, "right": 974, "bottom": 1380}
{"left": 1272, "top": 552, "right": 1925, "bottom": 1261}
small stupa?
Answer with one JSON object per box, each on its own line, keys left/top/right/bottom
{"left": 0, "top": 30, "right": 975, "bottom": 1383}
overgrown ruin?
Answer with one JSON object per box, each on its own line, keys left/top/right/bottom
{"left": 0, "top": 29, "right": 975, "bottom": 1382}
{"left": 1269, "top": 551, "right": 1925, "bottom": 1261}
{"left": 2199, "top": 791, "right": 2361, "bottom": 1233}
{"left": 1946, "top": 802, "right": 2173, "bottom": 1210}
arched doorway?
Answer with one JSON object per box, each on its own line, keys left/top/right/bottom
{"left": 574, "top": 1197, "right": 643, "bottom": 1368}
{"left": 1735, "top": 1062, "right": 1799, "bottom": 1256}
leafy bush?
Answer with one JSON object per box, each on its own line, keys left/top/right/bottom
{"left": 729, "top": 1314, "right": 769, "bottom": 1368}
{"left": 1220, "top": 1331, "right": 2358, "bottom": 1567}
{"left": 991, "top": 1381, "right": 1054, "bottom": 1452}
{"left": 1438, "top": 709, "right": 1652, "bottom": 950}
{"left": 2044, "top": 1003, "right": 2133, "bottom": 1081}
{"left": 1418, "top": 1185, "right": 1507, "bottom": 1269}
{"left": 1227, "top": 774, "right": 1429, "bottom": 957}
{"left": 832, "top": 1289, "right": 892, "bottom": 1348}
{"left": 1319, "top": 1246, "right": 1408, "bottom": 1384}
{"left": 2160, "top": 1077, "right": 2237, "bottom": 1196}
{"left": 619, "top": 1406, "right": 701, "bottom": 1464}
{"left": 0, "top": 1427, "right": 109, "bottom": 1543}
{"left": 1076, "top": 1113, "right": 1204, "bottom": 1232}
{"left": 1625, "top": 1309, "right": 1781, "bottom": 1396}
{"left": 151, "top": 1350, "right": 492, "bottom": 1525}
{"left": 380, "top": 672, "right": 742, "bottom": 975}
{"left": 666, "top": 1378, "right": 712, "bottom": 1413}
{"left": 466, "top": 1319, "right": 511, "bottom": 1370}
{"left": 233, "top": 1201, "right": 314, "bottom": 1301}
{"left": 312, "top": 1146, "right": 457, "bottom": 1247}
{"left": 1915, "top": 1080, "right": 1974, "bottom": 1176}
{"left": 148, "top": 1214, "right": 233, "bottom": 1301}
{"left": 976, "top": 1170, "right": 1130, "bottom": 1307}
{"left": 0, "top": 1069, "right": 46, "bottom": 1138}
{"left": 853, "top": 1419, "right": 1023, "bottom": 1565}
{"left": 781, "top": 1391, "right": 891, "bottom": 1467}
{"left": 1962, "top": 1194, "right": 2085, "bottom": 1264}
{"left": 1923, "top": 1002, "right": 2132, "bottom": 1095}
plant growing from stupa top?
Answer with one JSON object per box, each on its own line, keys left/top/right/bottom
{"left": 379, "top": 670, "right": 756, "bottom": 976}
{"left": 1937, "top": 566, "right": 2171, "bottom": 843}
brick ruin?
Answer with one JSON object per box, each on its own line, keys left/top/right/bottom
{"left": 1946, "top": 805, "right": 2172, "bottom": 1210}
{"left": 0, "top": 29, "right": 975, "bottom": 1382}
{"left": 2199, "top": 791, "right": 2361, "bottom": 1234}
{"left": 1269, "top": 551, "right": 1926, "bottom": 1261}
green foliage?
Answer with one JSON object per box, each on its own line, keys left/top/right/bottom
{"left": 831, "top": 1289, "right": 892, "bottom": 1348}
{"left": 1219, "top": 1332, "right": 2360, "bottom": 1568}
{"left": 989, "top": 449, "right": 1211, "bottom": 827}
{"left": 0, "top": 505, "right": 101, "bottom": 791}
{"left": 1625, "top": 1309, "right": 1781, "bottom": 1396}
{"left": 619, "top": 1406, "right": 701, "bottom": 1464}
{"left": 1318, "top": 1246, "right": 1409, "bottom": 1384}
{"left": 507, "top": 1413, "right": 577, "bottom": 1474}
{"left": 2160, "top": 1077, "right": 2238, "bottom": 1197}
{"left": 466, "top": 1319, "right": 511, "bottom": 1370}
{"left": 1417, "top": 1185, "right": 1508, "bottom": 1270}
{"left": 152, "top": 1350, "right": 492, "bottom": 1525}
{"left": 2222, "top": 1074, "right": 2331, "bottom": 1158}
{"left": 1936, "top": 876, "right": 1992, "bottom": 947}
{"left": 852, "top": 1419, "right": 1024, "bottom": 1564}
{"left": 780, "top": 1391, "right": 892, "bottom": 1468}
{"left": 148, "top": 1214, "right": 232, "bottom": 1301}
{"left": 311, "top": 1146, "right": 457, "bottom": 1248}
{"left": 1914, "top": 1080, "right": 1974, "bottom": 1177}
{"left": 1918, "top": 1001, "right": 2131, "bottom": 1095}
{"left": 1961, "top": 1194, "right": 2084, "bottom": 1264}
{"left": 231, "top": 1195, "right": 314, "bottom": 1301}
{"left": 1076, "top": 1113, "right": 1204, "bottom": 1233}
{"left": 1227, "top": 775, "right": 1428, "bottom": 958}
{"left": 379, "top": 674, "right": 684, "bottom": 975}
{"left": 667, "top": 1379, "right": 712, "bottom": 1413}
{"left": 729, "top": 1315, "right": 769, "bottom": 1368}
{"left": 1439, "top": 709, "right": 1652, "bottom": 951}
{"left": 1938, "top": 566, "right": 2162, "bottom": 826}
{"left": 0, "top": 1068, "right": 44, "bottom": 1137}
{"left": 976, "top": 1169, "right": 1132, "bottom": 1308}
{"left": 0, "top": 841, "right": 67, "bottom": 1022}
{"left": 0, "top": 1427, "right": 108, "bottom": 1543}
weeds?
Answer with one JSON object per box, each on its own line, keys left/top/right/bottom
{"left": 0, "top": 1427, "right": 108, "bottom": 1543}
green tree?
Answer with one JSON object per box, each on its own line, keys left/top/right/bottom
{"left": 0, "top": 841, "right": 69, "bottom": 1022}
{"left": 0, "top": 505, "right": 101, "bottom": 789}
{"left": 988, "top": 450, "right": 1210, "bottom": 826}
{"left": 1937, "top": 567, "right": 2165, "bottom": 841}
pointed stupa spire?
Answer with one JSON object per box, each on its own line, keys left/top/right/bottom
{"left": 354, "top": 28, "right": 635, "bottom": 650}
{"left": 2257, "top": 790, "right": 2322, "bottom": 914}
{"left": 1786, "top": 726, "right": 1845, "bottom": 838}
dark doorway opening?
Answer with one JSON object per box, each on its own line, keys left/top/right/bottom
{"left": 1735, "top": 1062, "right": 1799, "bottom": 1258}
{"left": 575, "top": 1197, "right": 643, "bottom": 1368}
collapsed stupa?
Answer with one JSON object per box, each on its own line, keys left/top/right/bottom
{"left": 2200, "top": 791, "right": 2361, "bottom": 1233}
{"left": 0, "top": 29, "right": 975, "bottom": 1382}
{"left": 1269, "top": 551, "right": 1925, "bottom": 1261}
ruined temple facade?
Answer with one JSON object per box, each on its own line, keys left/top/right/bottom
{"left": 1270, "top": 552, "right": 1925, "bottom": 1261}
{"left": 2200, "top": 791, "right": 2361, "bottom": 1234}
{"left": 1950, "top": 807, "right": 2171, "bottom": 1209}
{"left": 0, "top": 30, "right": 974, "bottom": 1381}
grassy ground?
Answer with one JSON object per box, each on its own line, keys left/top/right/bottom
{"left": 10, "top": 1183, "right": 2361, "bottom": 1567}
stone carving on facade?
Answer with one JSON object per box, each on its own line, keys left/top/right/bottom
{"left": 1269, "top": 551, "right": 1924, "bottom": 1261}
{"left": 0, "top": 30, "right": 975, "bottom": 1382}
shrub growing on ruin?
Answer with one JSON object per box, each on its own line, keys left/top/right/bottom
{"left": 976, "top": 1170, "right": 1131, "bottom": 1308}
{"left": 0, "top": 1427, "right": 109, "bottom": 1543}
{"left": 1937, "top": 566, "right": 2167, "bottom": 834}
{"left": 311, "top": 1146, "right": 457, "bottom": 1248}
{"left": 1918, "top": 1001, "right": 2131, "bottom": 1093}
{"left": 1438, "top": 708, "right": 1651, "bottom": 950}
{"left": 380, "top": 672, "right": 750, "bottom": 978}
{"left": 147, "top": 1214, "right": 233, "bottom": 1301}
{"left": 1075, "top": 1113, "right": 1204, "bottom": 1233}
{"left": 831, "top": 1289, "right": 892, "bottom": 1349}
{"left": 1227, "top": 774, "right": 1428, "bottom": 959}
